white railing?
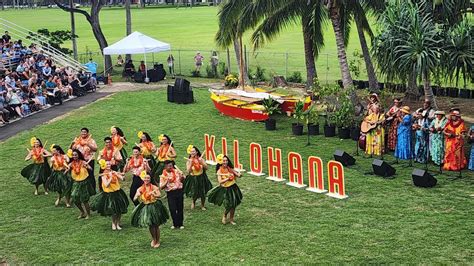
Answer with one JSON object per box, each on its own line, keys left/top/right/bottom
{"left": 0, "top": 18, "right": 87, "bottom": 72}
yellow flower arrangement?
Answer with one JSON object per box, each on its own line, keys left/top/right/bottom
{"left": 216, "top": 154, "right": 224, "bottom": 164}
{"left": 224, "top": 74, "right": 239, "bottom": 88}
{"left": 137, "top": 131, "right": 144, "bottom": 139}
{"left": 30, "top": 137, "right": 37, "bottom": 147}
{"left": 67, "top": 149, "right": 73, "bottom": 158}
{"left": 187, "top": 145, "right": 194, "bottom": 155}
{"left": 98, "top": 159, "right": 107, "bottom": 170}
{"left": 139, "top": 170, "right": 148, "bottom": 180}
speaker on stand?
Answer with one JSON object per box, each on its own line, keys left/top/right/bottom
{"left": 333, "top": 150, "right": 356, "bottom": 166}
{"left": 412, "top": 168, "right": 437, "bottom": 188}
{"left": 372, "top": 159, "right": 396, "bottom": 178}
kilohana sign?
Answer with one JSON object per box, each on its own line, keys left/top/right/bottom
{"left": 203, "top": 134, "right": 348, "bottom": 199}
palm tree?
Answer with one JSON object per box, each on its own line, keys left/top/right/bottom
{"left": 125, "top": 0, "right": 132, "bottom": 62}
{"left": 248, "top": 0, "right": 325, "bottom": 89}
{"left": 324, "top": 0, "right": 359, "bottom": 106}
{"left": 373, "top": 0, "right": 441, "bottom": 108}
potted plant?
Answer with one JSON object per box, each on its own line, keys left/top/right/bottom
{"left": 262, "top": 97, "right": 281, "bottom": 131}
{"left": 291, "top": 101, "right": 305, "bottom": 135}
{"left": 351, "top": 115, "right": 362, "bottom": 141}
{"left": 334, "top": 95, "right": 354, "bottom": 139}
{"left": 323, "top": 112, "right": 337, "bottom": 137}
{"left": 305, "top": 105, "right": 320, "bottom": 135}
{"left": 224, "top": 74, "right": 239, "bottom": 88}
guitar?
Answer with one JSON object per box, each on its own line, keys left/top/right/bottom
{"left": 361, "top": 119, "right": 384, "bottom": 133}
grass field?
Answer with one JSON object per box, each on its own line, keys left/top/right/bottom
{"left": 0, "top": 88, "right": 473, "bottom": 263}
{"left": 0, "top": 6, "right": 370, "bottom": 82}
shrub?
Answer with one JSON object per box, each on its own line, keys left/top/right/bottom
{"left": 287, "top": 71, "right": 303, "bottom": 83}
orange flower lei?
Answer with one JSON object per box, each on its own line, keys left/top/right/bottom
{"left": 71, "top": 160, "right": 83, "bottom": 175}
{"left": 112, "top": 135, "right": 121, "bottom": 147}
{"left": 163, "top": 168, "right": 176, "bottom": 182}
{"left": 141, "top": 141, "right": 154, "bottom": 152}
{"left": 32, "top": 147, "right": 43, "bottom": 161}
{"left": 53, "top": 154, "right": 65, "bottom": 168}
{"left": 192, "top": 157, "right": 202, "bottom": 171}
{"left": 158, "top": 144, "right": 170, "bottom": 159}
{"left": 130, "top": 155, "right": 144, "bottom": 169}
{"left": 139, "top": 183, "right": 154, "bottom": 202}
{"left": 102, "top": 147, "right": 115, "bottom": 161}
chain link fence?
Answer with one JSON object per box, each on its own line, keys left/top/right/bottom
{"left": 77, "top": 48, "right": 372, "bottom": 85}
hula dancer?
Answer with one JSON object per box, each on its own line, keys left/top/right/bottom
{"left": 124, "top": 146, "right": 151, "bottom": 206}
{"left": 443, "top": 109, "right": 467, "bottom": 171}
{"left": 46, "top": 145, "right": 72, "bottom": 207}
{"left": 152, "top": 134, "right": 176, "bottom": 181}
{"left": 160, "top": 161, "right": 185, "bottom": 229}
{"left": 97, "top": 137, "right": 123, "bottom": 191}
{"left": 110, "top": 126, "right": 128, "bottom": 172}
{"left": 70, "top": 128, "right": 97, "bottom": 191}
{"left": 183, "top": 145, "right": 212, "bottom": 210}
{"left": 137, "top": 131, "right": 157, "bottom": 171}
{"left": 208, "top": 154, "right": 243, "bottom": 225}
{"left": 21, "top": 137, "right": 52, "bottom": 195}
{"left": 91, "top": 160, "right": 129, "bottom": 230}
{"left": 68, "top": 149, "right": 96, "bottom": 219}
{"left": 131, "top": 171, "right": 169, "bottom": 248}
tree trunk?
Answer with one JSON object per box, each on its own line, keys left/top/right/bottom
{"left": 88, "top": 9, "right": 112, "bottom": 74}
{"left": 125, "top": 0, "right": 132, "bottom": 62}
{"left": 233, "top": 37, "right": 250, "bottom": 88}
{"left": 355, "top": 15, "right": 378, "bottom": 92}
{"left": 70, "top": 0, "right": 78, "bottom": 60}
{"left": 405, "top": 70, "right": 419, "bottom": 101}
{"left": 302, "top": 16, "right": 317, "bottom": 90}
{"left": 328, "top": 2, "right": 358, "bottom": 106}
{"left": 423, "top": 70, "right": 437, "bottom": 109}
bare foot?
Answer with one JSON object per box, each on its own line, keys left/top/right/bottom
{"left": 34, "top": 190, "right": 38, "bottom": 195}
{"left": 44, "top": 191, "right": 49, "bottom": 195}
{"left": 84, "top": 215, "right": 90, "bottom": 220}
{"left": 153, "top": 242, "right": 161, "bottom": 248}
{"left": 201, "top": 206, "right": 207, "bottom": 211}
{"left": 112, "top": 223, "right": 117, "bottom": 231}
{"left": 191, "top": 202, "right": 195, "bottom": 210}
{"left": 116, "top": 224, "right": 122, "bottom": 230}
{"left": 66, "top": 203, "right": 71, "bottom": 208}
{"left": 230, "top": 221, "right": 236, "bottom": 225}
{"left": 55, "top": 198, "right": 60, "bottom": 207}
{"left": 151, "top": 240, "right": 155, "bottom": 247}
{"left": 77, "top": 214, "right": 85, "bottom": 219}
{"left": 221, "top": 216, "right": 227, "bottom": 225}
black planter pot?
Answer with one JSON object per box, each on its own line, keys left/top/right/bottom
{"left": 350, "top": 126, "right": 361, "bottom": 141}
{"left": 324, "top": 124, "right": 336, "bottom": 137}
{"left": 378, "top": 82, "right": 385, "bottom": 90}
{"left": 439, "top": 87, "right": 446, "bottom": 96}
{"left": 265, "top": 118, "right": 276, "bottom": 131}
{"left": 431, "top": 86, "right": 439, "bottom": 96}
{"left": 337, "top": 80, "right": 343, "bottom": 88}
{"left": 338, "top": 127, "right": 351, "bottom": 139}
{"left": 308, "top": 123, "right": 320, "bottom": 135}
{"left": 292, "top": 123, "right": 304, "bottom": 136}
{"left": 449, "top": 87, "right": 459, "bottom": 98}
{"left": 471, "top": 90, "right": 474, "bottom": 99}
{"left": 460, "top": 89, "right": 470, "bottom": 98}
{"left": 357, "top": 80, "right": 365, "bottom": 90}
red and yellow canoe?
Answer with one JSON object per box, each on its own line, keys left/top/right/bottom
{"left": 210, "top": 91, "right": 269, "bottom": 121}
{"left": 254, "top": 88, "right": 312, "bottom": 113}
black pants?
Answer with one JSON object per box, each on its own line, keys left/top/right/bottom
{"left": 130, "top": 175, "right": 143, "bottom": 206}
{"left": 87, "top": 160, "right": 96, "bottom": 191}
{"left": 98, "top": 164, "right": 118, "bottom": 191}
{"left": 167, "top": 189, "right": 184, "bottom": 227}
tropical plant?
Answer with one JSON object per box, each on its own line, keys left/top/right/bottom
{"left": 334, "top": 94, "right": 355, "bottom": 128}
{"left": 262, "top": 97, "right": 281, "bottom": 116}
{"left": 287, "top": 71, "right": 303, "bottom": 83}
{"left": 292, "top": 101, "right": 306, "bottom": 125}
{"left": 224, "top": 74, "right": 239, "bottom": 88}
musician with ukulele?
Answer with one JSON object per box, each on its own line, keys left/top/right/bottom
{"left": 429, "top": 111, "right": 448, "bottom": 166}
{"left": 394, "top": 106, "right": 413, "bottom": 160}
{"left": 385, "top": 98, "right": 402, "bottom": 151}
{"left": 443, "top": 108, "right": 467, "bottom": 171}
{"left": 468, "top": 125, "right": 474, "bottom": 171}
{"left": 362, "top": 104, "right": 386, "bottom": 156}
{"left": 413, "top": 108, "right": 430, "bottom": 164}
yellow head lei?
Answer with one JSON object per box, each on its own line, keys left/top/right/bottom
{"left": 50, "top": 144, "right": 56, "bottom": 152}
{"left": 216, "top": 154, "right": 224, "bottom": 164}
{"left": 66, "top": 149, "right": 73, "bottom": 158}
{"left": 30, "top": 137, "right": 37, "bottom": 147}
{"left": 137, "top": 131, "right": 144, "bottom": 139}
{"left": 158, "top": 134, "right": 164, "bottom": 142}
{"left": 110, "top": 126, "right": 115, "bottom": 134}
{"left": 98, "top": 159, "right": 107, "bottom": 170}
{"left": 139, "top": 170, "right": 148, "bottom": 180}
{"left": 187, "top": 145, "right": 194, "bottom": 155}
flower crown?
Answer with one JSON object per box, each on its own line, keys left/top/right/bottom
{"left": 216, "top": 154, "right": 224, "bottom": 164}
{"left": 98, "top": 159, "right": 107, "bottom": 170}
{"left": 187, "top": 145, "right": 194, "bottom": 155}
{"left": 139, "top": 170, "right": 149, "bottom": 180}
{"left": 30, "top": 137, "right": 37, "bottom": 147}
{"left": 67, "top": 149, "right": 73, "bottom": 158}
{"left": 137, "top": 131, "right": 144, "bottom": 139}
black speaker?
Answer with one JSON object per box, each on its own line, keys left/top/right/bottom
{"left": 167, "top": 85, "right": 174, "bottom": 102}
{"left": 174, "top": 78, "right": 190, "bottom": 92}
{"left": 154, "top": 63, "right": 164, "bottom": 70}
{"left": 412, "top": 169, "right": 437, "bottom": 188}
{"left": 333, "top": 150, "right": 356, "bottom": 166}
{"left": 133, "top": 72, "right": 144, "bottom": 83}
{"left": 372, "top": 159, "right": 396, "bottom": 178}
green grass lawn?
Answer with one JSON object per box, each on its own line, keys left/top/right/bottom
{"left": 0, "top": 88, "right": 473, "bottom": 263}
{"left": 0, "top": 6, "right": 369, "bottom": 83}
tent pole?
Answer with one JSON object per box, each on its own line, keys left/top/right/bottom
{"left": 144, "top": 52, "right": 148, "bottom": 83}
{"left": 103, "top": 55, "right": 106, "bottom": 78}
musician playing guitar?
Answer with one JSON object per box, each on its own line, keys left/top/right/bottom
{"left": 362, "top": 104, "right": 386, "bottom": 156}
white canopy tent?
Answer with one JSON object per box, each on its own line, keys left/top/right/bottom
{"left": 103, "top": 31, "right": 171, "bottom": 81}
